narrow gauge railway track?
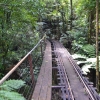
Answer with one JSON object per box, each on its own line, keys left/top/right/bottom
{"left": 51, "top": 40, "right": 100, "bottom": 100}
{"left": 51, "top": 41, "right": 74, "bottom": 100}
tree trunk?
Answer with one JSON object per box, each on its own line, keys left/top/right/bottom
{"left": 70, "top": 0, "right": 72, "bottom": 30}
{"left": 96, "top": 0, "right": 99, "bottom": 92}
{"left": 88, "top": 14, "right": 92, "bottom": 44}
{"left": 88, "top": 11, "right": 95, "bottom": 44}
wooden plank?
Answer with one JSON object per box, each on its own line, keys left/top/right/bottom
{"left": 46, "top": 63, "right": 52, "bottom": 100}
{"left": 31, "top": 40, "right": 52, "bottom": 100}
{"left": 31, "top": 65, "right": 45, "bottom": 100}
{"left": 38, "top": 68, "right": 48, "bottom": 100}
{"left": 38, "top": 41, "right": 52, "bottom": 100}
{"left": 46, "top": 47, "right": 52, "bottom": 100}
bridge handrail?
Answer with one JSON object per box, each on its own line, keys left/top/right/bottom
{"left": 0, "top": 34, "right": 46, "bottom": 85}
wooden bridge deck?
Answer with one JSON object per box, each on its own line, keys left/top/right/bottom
{"left": 31, "top": 40, "right": 52, "bottom": 100}
{"left": 31, "top": 40, "right": 100, "bottom": 100}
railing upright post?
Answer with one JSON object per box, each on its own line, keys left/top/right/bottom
{"left": 40, "top": 41, "right": 43, "bottom": 59}
{"left": 44, "top": 34, "right": 46, "bottom": 45}
{"left": 28, "top": 54, "right": 34, "bottom": 85}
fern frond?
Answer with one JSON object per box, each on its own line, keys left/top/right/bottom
{"left": 72, "top": 54, "right": 87, "bottom": 61}
{"left": 82, "top": 44, "right": 95, "bottom": 57}
{"left": 0, "top": 80, "right": 26, "bottom": 100}
{"left": 0, "top": 80, "right": 25, "bottom": 91}
{"left": 0, "top": 90, "right": 26, "bottom": 100}
{"left": 73, "top": 54, "right": 100, "bottom": 74}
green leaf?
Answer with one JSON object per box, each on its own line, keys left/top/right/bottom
{"left": 0, "top": 80, "right": 25, "bottom": 91}
{"left": 0, "top": 90, "right": 26, "bottom": 100}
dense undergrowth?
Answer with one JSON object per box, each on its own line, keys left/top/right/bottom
{"left": 0, "top": 0, "right": 100, "bottom": 98}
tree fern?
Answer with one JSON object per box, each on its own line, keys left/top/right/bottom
{"left": 0, "top": 80, "right": 26, "bottom": 100}
{"left": 82, "top": 44, "right": 95, "bottom": 57}
{"left": 73, "top": 43, "right": 95, "bottom": 57}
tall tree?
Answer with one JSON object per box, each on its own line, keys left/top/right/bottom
{"left": 96, "top": 0, "right": 99, "bottom": 92}
{"left": 70, "top": 0, "right": 73, "bottom": 30}
{"left": 0, "top": 0, "right": 43, "bottom": 73}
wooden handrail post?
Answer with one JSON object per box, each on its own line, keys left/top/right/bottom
{"left": 44, "top": 34, "right": 46, "bottom": 45}
{"left": 40, "top": 41, "right": 43, "bottom": 59}
{"left": 28, "top": 54, "right": 34, "bottom": 85}
{"left": 41, "top": 34, "right": 46, "bottom": 58}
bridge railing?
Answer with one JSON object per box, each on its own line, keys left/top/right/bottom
{"left": 0, "top": 35, "right": 46, "bottom": 100}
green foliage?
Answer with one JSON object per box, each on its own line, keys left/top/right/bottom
{"left": 72, "top": 34, "right": 95, "bottom": 57}
{"left": 0, "top": 80, "right": 25, "bottom": 91}
{"left": 0, "top": 90, "right": 25, "bottom": 100}
{"left": 72, "top": 54, "right": 87, "bottom": 61}
{"left": 72, "top": 54, "right": 100, "bottom": 74}
{"left": 82, "top": 44, "right": 95, "bottom": 57}
{"left": 0, "top": 0, "right": 44, "bottom": 73}
{"left": 0, "top": 80, "right": 26, "bottom": 100}
{"left": 73, "top": 43, "right": 95, "bottom": 57}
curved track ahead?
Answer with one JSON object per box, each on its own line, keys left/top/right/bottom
{"left": 51, "top": 40, "right": 100, "bottom": 100}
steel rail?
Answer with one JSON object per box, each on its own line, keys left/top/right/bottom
{"left": 52, "top": 41, "right": 75, "bottom": 100}
{"left": 67, "top": 52, "right": 98, "bottom": 100}
{"left": 57, "top": 51, "right": 74, "bottom": 100}
{"left": 52, "top": 41, "right": 100, "bottom": 100}
{"left": 58, "top": 42, "right": 99, "bottom": 100}
{"left": 0, "top": 35, "right": 46, "bottom": 85}
{"left": 61, "top": 59, "right": 75, "bottom": 100}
